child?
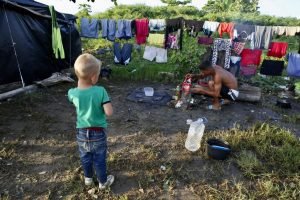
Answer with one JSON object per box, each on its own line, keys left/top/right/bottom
{"left": 68, "top": 53, "right": 114, "bottom": 189}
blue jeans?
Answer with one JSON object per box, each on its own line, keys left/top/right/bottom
{"left": 77, "top": 128, "right": 107, "bottom": 184}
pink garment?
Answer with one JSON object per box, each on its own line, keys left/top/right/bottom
{"left": 267, "top": 42, "right": 288, "bottom": 58}
{"left": 135, "top": 19, "right": 149, "bottom": 45}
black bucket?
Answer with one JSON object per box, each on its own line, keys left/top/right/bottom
{"left": 207, "top": 139, "right": 231, "bottom": 160}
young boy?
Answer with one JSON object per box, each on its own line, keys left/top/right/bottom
{"left": 68, "top": 53, "right": 114, "bottom": 189}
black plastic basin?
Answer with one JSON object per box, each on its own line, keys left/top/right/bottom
{"left": 207, "top": 139, "right": 231, "bottom": 160}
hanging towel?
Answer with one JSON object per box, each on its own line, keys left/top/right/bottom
{"left": 135, "top": 18, "right": 149, "bottom": 45}
{"left": 49, "top": 6, "right": 65, "bottom": 59}
{"left": 80, "top": 18, "right": 99, "bottom": 38}
{"left": 267, "top": 42, "right": 288, "bottom": 58}
{"left": 149, "top": 19, "right": 166, "bottom": 32}
{"left": 260, "top": 60, "right": 284, "bottom": 76}
{"left": 240, "top": 49, "right": 262, "bottom": 66}
{"left": 211, "top": 38, "right": 231, "bottom": 69}
{"left": 253, "top": 26, "right": 272, "bottom": 49}
{"left": 218, "top": 22, "right": 234, "bottom": 39}
{"left": 287, "top": 53, "right": 300, "bottom": 77}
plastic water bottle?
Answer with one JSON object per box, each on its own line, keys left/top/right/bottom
{"left": 185, "top": 118, "right": 208, "bottom": 152}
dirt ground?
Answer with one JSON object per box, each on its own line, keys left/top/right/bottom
{"left": 0, "top": 80, "right": 299, "bottom": 199}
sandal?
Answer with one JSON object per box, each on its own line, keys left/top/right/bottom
{"left": 206, "top": 105, "right": 221, "bottom": 111}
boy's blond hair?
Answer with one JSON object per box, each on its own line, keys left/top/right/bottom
{"left": 74, "top": 53, "right": 101, "bottom": 80}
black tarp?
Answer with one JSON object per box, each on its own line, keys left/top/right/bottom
{"left": 0, "top": 0, "right": 81, "bottom": 85}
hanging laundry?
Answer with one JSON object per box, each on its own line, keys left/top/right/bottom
{"left": 149, "top": 19, "right": 166, "bottom": 32}
{"left": 229, "top": 56, "right": 241, "bottom": 77}
{"left": 113, "top": 42, "right": 132, "bottom": 65}
{"left": 198, "top": 36, "right": 213, "bottom": 45}
{"left": 147, "top": 33, "right": 165, "bottom": 47}
{"left": 49, "top": 6, "right": 65, "bottom": 59}
{"left": 285, "top": 26, "right": 300, "bottom": 36}
{"left": 115, "top": 19, "right": 132, "bottom": 39}
{"left": 80, "top": 18, "right": 99, "bottom": 38}
{"left": 211, "top": 38, "right": 231, "bottom": 69}
{"left": 260, "top": 60, "right": 284, "bottom": 76}
{"left": 166, "top": 29, "right": 181, "bottom": 49}
{"left": 143, "top": 46, "right": 167, "bottom": 63}
{"left": 287, "top": 53, "right": 300, "bottom": 77}
{"left": 218, "top": 22, "right": 234, "bottom": 39}
{"left": 101, "top": 19, "right": 116, "bottom": 41}
{"left": 253, "top": 26, "right": 273, "bottom": 49}
{"left": 240, "top": 65, "right": 257, "bottom": 76}
{"left": 240, "top": 49, "right": 262, "bottom": 66}
{"left": 272, "top": 26, "right": 286, "bottom": 36}
{"left": 165, "top": 18, "right": 183, "bottom": 50}
{"left": 135, "top": 18, "right": 149, "bottom": 45}
{"left": 232, "top": 41, "right": 245, "bottom": 55}
{"left": 203, "top": 21, "right": 220, "bottom": 35}
{"left": 184, "top": 19, "right": 204, "bottom": 37}
{"left": 267, "top": 42, "right": 288, "bottom": 58}
{"left": 233, "top": 24, "right": 255, "bottom": 41}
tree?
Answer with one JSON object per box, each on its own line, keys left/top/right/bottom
{"left": 202, "top": 0, "right": 259, "bottom": 13}
{"left": 161, "top": 0, "right": 192, "bottom": 6}
{"left": 69, "top": 0, "right": 118, "bottom": 6}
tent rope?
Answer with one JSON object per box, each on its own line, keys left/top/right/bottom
{"left": 69, "top": 24, "right": 72, "bottom": 68}
{"left": 3, "top": 3, "right": 25, "bottom": 88}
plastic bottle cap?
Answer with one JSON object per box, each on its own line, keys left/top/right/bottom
{"left": 186, "top": 119, "right": 193, "bottom": 124}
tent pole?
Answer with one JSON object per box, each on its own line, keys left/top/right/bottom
{"left": 3, "top": 3, "right": 25, "bottom": 88}
{"left": 69, "top": 24, "right": 72, "bottom": 68}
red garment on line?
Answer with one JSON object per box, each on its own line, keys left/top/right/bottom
{"left": 135, "top": 18, "right": 149, "bottom": 45}
{"left": 267, "top": 42, "right": 288, "bottom": 58}
{"left": 218, "top": 22, "right": 234, "bottom": 39}
{"left": 240, "top": 49, "right": 263, "bottom": 66}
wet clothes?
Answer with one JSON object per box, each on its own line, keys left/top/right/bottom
{"left": 211, "top": 38, "right": 231, "bottom": 69}
{"left": 218, "top": 22, "right": 234, "bottom": 39}
{"left": 115, "top": 19, "right": 132, "bottom": 39}
{"left": 135, "top": 19, "right": 149, "bottom": 44}
{"left": 267, "top": 42, "right": 288, "bottom": 58}
{"left": 253, "top": 26, "right": 273, "bottom": 49}
{"left": 149, "top": 19, "right": 166, "bottom": 32}
{"left": 240, "top": 49, "right": 262, "bottom": 66}
{"left": 185, "top": 20, "right": 204, "bottom": 37}
{"left": 287, "top": 53, "right": 300, "bottom": 77}
{"left": 260, "top": 60, "right": 284, "bottom": 76}
{"left": 233, "top": 24, "right": 255, "bottom": 41}
{"left": 80, "top": 18, "right": 100, "bottom": 38}
{"left": 165, "top": 18, "right": 183, "bottom": 50}
{"left": 101, "top": 19, "right": 116, "bottom": 41}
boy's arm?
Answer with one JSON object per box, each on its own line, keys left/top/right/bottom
{"left": 103, "top": 102, "right": 113, "bottom": 116}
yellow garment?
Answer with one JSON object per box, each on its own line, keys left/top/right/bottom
{"left": 147, "top": 33, "right": 165, "bottom": 48}
{"left": 272, "top": 26, "right": 286, "bottom": 35}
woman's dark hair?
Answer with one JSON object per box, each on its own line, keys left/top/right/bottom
{"left": 199, "top": 60, "right": 213, "bottom": 70}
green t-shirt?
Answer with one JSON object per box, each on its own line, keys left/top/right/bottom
{"left": 68, "top": 86, "right": 110, "bottom": 128}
